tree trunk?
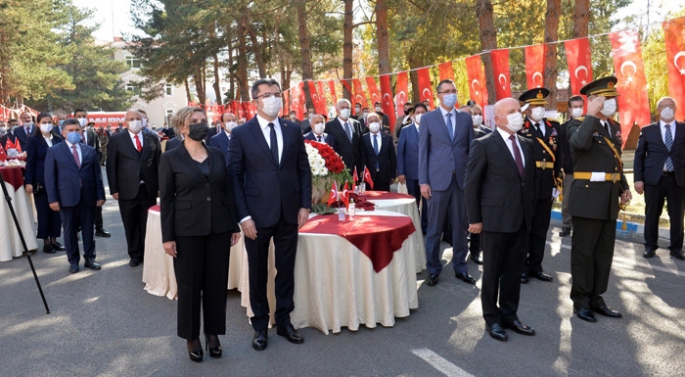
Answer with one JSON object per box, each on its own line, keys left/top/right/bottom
{"left": 544, "top": 0, "right": 561, "bottom": 110}
{"left": 247, "top": 25, "right": 266, "bottom": 78}
{"left": 408, "top": 51, "right": 423, "bottom": 104}
{"left": 184, "top": 79, "right": 192, "bottom": 103}
{"left": 296, "top": 0, "right": 314, "bottom": 111}
{"left": 572, "top": 0, "right": 589, "bottom": 38}
{"left": 236, "top": 22, "right": 250, "bottom": 101}
{"left": 342, "top": 0, "right": 353, "bottom": 101}
{"left": 228, "top": 38, "right": 235, "bottom": 102}
{"left": 376, "top": 0, "right": 391, "bottom": 75}
{"left": 212, "top": 53, "right": 222, "bottom": 106}
{"left": 475, "top": 0, "right": 497, "bottom": 105}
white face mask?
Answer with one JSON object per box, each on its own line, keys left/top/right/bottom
{"left": 339, "top": 108, "right": 351, "bottom": 119}
{"left": 414, "top": 113, "right": 423, "bottom": 125}
{"left": 375, "top": 106, "right": 382, "bottom": 112}
{"left": 40, "top": 123, "right": 53, "bottom": 134}
{"left": 142, "top": 118, "right": 148, "bottom": 127}
{"left": 313, "top": 122, "right": 325, "bottom": 135}
{"left": 530, "top": 107, "right": 546, "bottom": 122}
{"left": 225, "top": 121, "right": 237, "bottom": 132}
{"left": 261, "top": 96, "right": 282, "bottom": 117}
{"left": 23, "top": 121, "right": 33, "bottom": 128}
{"left": 600, "top": 98, "right": 617, "bottom": 117}
{"left": 128, "top": 120, "right": 144, "bottom": 133}
{"left": 472, "top": 115, "right": 483, "bottom": 126}
{"left": 369, "top": 122, "right": 381, "bottom": 133}
{"left": 77, "top": 118, "right": 87, "bottom": 127}
{"left": 571, "top": 108, "right": 584, "bottom": 119}
{"left": 661, "top": 107, "right": 675, "bottom": 122}
{"left": 505, "top": 112, "right": 524, "bottom": 133}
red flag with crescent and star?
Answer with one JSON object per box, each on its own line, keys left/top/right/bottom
{"left": 490, "top": 49, "right": 511, "bottom": 100}
{"left": 394, "top": 71, "right": 409, "bottom": 120}
{"left": 438, "top": 62, "right": 454, "bottom": 81}
{"left": 308, "top": 81, "right": 326, "bottom": 115}
{"left": 317, "top": 81, "right": 328, "bottom": 112}
{"left": 0, "top": 145, "right": 6, "bottom": 162}
{"left": 341, "top": 182, "right": 350, "bottom": 208}
{"left": 663, "top": 16, "right": 685, "bottom": 120}
{"left": 416, "top": 68, "right": 434, "bottom": 109}
{"left": 352, "top": 79, "right": 368, "bottom": 109}
{"left": 363, "top": 166, "right": 374, "bottom": 190}
{"left": 525, "top": 44, "right": 546, "bottom": 89}
{"left": 328, "top": 80, "right": 338, "bottom": 105}
{"left": 565, "top": 37, "right": 594, "bottom": 96}
{"left": 327, "top": 181, "right": 339, "bottom": 207}
{"left": 290, "top": 83, "right": 304, "bottom": 120}
{"left": 465, "top": 55, "right": 488, "bottom": 107}
{"left": 609, "top": 29, "right": 651, "bottom": 143}
{"left": 365, "top": 77, "right": 382, "bottom": 109}
{"left": 380, "top": 74, "right": 396, "bottom": 129}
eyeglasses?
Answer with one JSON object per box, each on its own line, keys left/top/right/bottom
{"left": 438, "top": 89, "right": 458, "bottom": 94}
{"left": 256, "top": 92, "right": 282, "bottom": 99}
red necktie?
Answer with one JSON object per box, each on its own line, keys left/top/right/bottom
{"left": 71, "top": 145, "right": 80, "bottom": 168}
{"left": 135, "top": 134, "right": 142, "bottom": 152}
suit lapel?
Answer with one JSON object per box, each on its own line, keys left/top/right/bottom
{"left": 141, "top": 133, "right": 152, "bottom": 161}
{"left": 435, "top": 109, "right": 452, "bottom": 140}
{"left": 178, "top": 144, "right": 207, "bottom": 181}
{"left": 279, "top": 119, "right": 289, "bottom": 167}
{"left": 248, "top": 119, "right": 278, "bottom": 166}
{"left": 493, "top": 131, "right": 520, "bottom": 177}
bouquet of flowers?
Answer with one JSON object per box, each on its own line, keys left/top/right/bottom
{"left": 304, "top": 140, "right": 352, "bottom": 211}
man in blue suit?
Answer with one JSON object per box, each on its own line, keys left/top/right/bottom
{"left": 14, "top": 111, "right": 35, "bottom": 150}
{"left": 229, "top": 78, "right": 312, "bottom": 351}
{"left": 44, "top": 119, "right": 106, "bottom": 273}
{"left": 208, "top": 112, "right": 237, "bottom": 166}
{"left": 397, "top": 103, "right": 428, "bottom": 234}
{"left": 303, "top": 114, "right": 337, "bottom": 150}
{"left": 419, "top": 79, "right": 475, "bottom": 286}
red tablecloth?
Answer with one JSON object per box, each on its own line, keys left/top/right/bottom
{"left": 299, "top": 214, "right": 415, "bottom": 272}
{"left": 360, "top": 191, "right": 414, "bottom": 200}
{"left": 0, "top": 166, "right": 24, "bottom": 191}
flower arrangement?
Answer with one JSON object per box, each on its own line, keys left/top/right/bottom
{"left": 304, "top": 140, "right": 352, "bottom": 210}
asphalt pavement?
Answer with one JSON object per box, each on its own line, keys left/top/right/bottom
{"left": 1, "top": 183, "right": 684, "bottom": 377}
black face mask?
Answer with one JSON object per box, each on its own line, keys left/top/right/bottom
{"left": 188, "top": 122, "right": 209, "bottom": 141}
{"left": 404, "top": 108, "right": 412, "bottom": 116}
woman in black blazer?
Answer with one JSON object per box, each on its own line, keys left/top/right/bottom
{"left": 159, "top": 107, "right": 240, "bottom": 362}
{"left": 25, "top": 112, "right": 65, "bottom": 253}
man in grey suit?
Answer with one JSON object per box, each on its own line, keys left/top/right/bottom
{"left": 419, "top": 79, "right": 475, "bottom": 286}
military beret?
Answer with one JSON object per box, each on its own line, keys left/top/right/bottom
{"left": 519, "top": 88, "right": 550, "bottom": 106}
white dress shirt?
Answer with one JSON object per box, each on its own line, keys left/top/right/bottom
{"left": 43, "top": 134, "right": 53, "bottom": 147}
{"left": 496, "top": 127, "right": 526, "bottom": 167}
{"left": 370, "top": 131, "right": 383, "bottom": 152}
{"left": 128, "top": 130, "right": 144, "bottom": 150}
{"left": 65, "top": 140, "right": 82, "bottom": 165}
{"left": 256, "top": 115, "right": 283, "bottom": 163}
{"left": 660, "top": 120, "right": 676, "bottom": 146}
{"left": 531, "top": 120, "right": 545, "bottom": 137}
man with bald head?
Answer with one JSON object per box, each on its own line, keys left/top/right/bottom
{"left": 465, "top": 98, "right": 537, "bottom": 342}
{"left": 107, "top": 109, "right": 162, "bottom": 267}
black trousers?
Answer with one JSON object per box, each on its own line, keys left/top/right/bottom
{"left": 644, "top": 175, "right": 685, "bottom": 252}
{"left": 173, "top": 231, "right": 231, "bottom": 340}
{"left": 370, "top": 170, "right": 391, "bottom": 192}
{"left": 117, "top": 186, "right": 156, "bottom": 260}
{"left": 406, "top": 178, "right": 427, "bottom": 233}
{"left": 33, "top": 190, "right": 61, "bottom": 239}
{"left": 60, "top": 198, "right": 96, "bottom": 265}
{"left": 526, "top": 197, "right": 553, "bottom": 273}
{"left": 95, "top": 206, "right": 104, "bottom": 230}
{"left": 244, "top": 212, "right": 298, "bottom": 331}
{"left": 570, "top": 217, "right": 616, "bottom": 310}
{"left": 481, "top": 220, "right": 528, "bottom": 326}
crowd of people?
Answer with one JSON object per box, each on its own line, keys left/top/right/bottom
{"left": 1, "top": 74, "right": 684, "bottom": 359}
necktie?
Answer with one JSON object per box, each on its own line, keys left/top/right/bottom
{"left": 317, "top": 135, "right": 322, "bottom": 142}
{"left": 373, "top": 134, "right": 380, "bottom": 170}
{"left": 445, "top": 112, "right": 454, "bottom": 140}
{"left": 134, "top": 134, "right": 142, "bottom": 152}
{"left": 344, "top": 122, "right": 352, "bottom": 142}
{"left": 71, "top": 145, "right": 80, "bottom": 168}
{"left": 665, "top": 124, "right": 674, "bottom": 171}
{"left": 25, "top": 127, "right": 30, "bottom": 135}
{"left": 510, "top": 134, "right": 524, "bottom": 178}
{"left": 604, "top": 122, "right": 611, "bottom": 137}
{"left": 268, "top": 123, "right": 279, "bottom": 163}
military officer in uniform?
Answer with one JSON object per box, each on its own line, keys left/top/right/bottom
{"left": 567, "top": 76, "right": 631, "bottom": 323}
{"left": 517, "top": 88, "right": 560, "bottom": 284}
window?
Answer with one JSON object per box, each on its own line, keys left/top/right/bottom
{"left": 125, "top": 84, "right": 141, "bottom": 96}
{"left": 125, "top": 56, "right": 141, "bottom": 69}
{"left": 165, "top": 83, "right": 173, "bottom": 96}
{"left": 165, "top": 109, "right": 174, "bottom": 124}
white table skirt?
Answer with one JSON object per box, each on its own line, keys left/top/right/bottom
{"left": 0, "top": 185, "right": 38, "bottom": 262}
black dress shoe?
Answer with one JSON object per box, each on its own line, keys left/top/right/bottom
{"left": 486, "top": 323, "right": 508, "bottom": 342}
{"left": 43, "top": 244, "right": 55, "bottom": 254}
{"left": 520, "top": 272, "right": 529, "bottom": 284}
{"left": 277, "top": 324, "right": 304, "bottom": 344}
{"left": 670, "top": 250, "right": 685, "bottom": 260}
{"left": 84, "top": 259, "right": 101, "bottom": 270}
{"left": 95, "top": 229, "right": 111, "bottom": 237}
{"left": 69, "top": 263, "right": 79, "bottom": 273}
{"left": 205, "top": 335, "right": 222, "bottom": 358}
{"left": 455, "top": 272, "right": 476, "bottom": 285}
{"left": 559, "top": 227, "right": 571, "bottom": 237}
{"left": 643, "top": 249, "right": 656, "bottom": 258}
{"left": 426, "top": 274, "right": 439, "bottom": 286}
{"left": 470, "top": 251, "right": 483, "bottom": 265}
{"left": 252, "top": 330, "right": 268, "bottom": 350}
{"left": 129, "top": 258, "right": 140, "bottom": 267}
{"left": 530, "top": 271, "right": 554, "bottom": 282}
{"left": 593, "top": 306, "right": 622, "bottom": 318}
{"left": 574, "top": 308, "right": 597, "bottom": 323}
{"left": 187, "top": 339, "right": 203, "bottom": 362}
{"left": 52, "top": 242, "right": 65, "bottom": 251}
{"left": 503, "top": 320, "right": 536, "bottom": 336}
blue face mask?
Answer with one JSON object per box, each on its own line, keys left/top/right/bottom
{"left": 442, "top": 93, "right": 458, "bottom": 109}
{"left": 59, "top": 120, "right": 65, "bottom": 127}
{"left": 66, "top": 131, "right": 82, "bottom": 144}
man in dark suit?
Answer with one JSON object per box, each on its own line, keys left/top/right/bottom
{"left": 1, "top": 119, "right": 19, "bottom": 148}
{"left": 568, "top": 77, "right": 631, "bottom": 323}
{"left": 397, "top": 103, "right": 428, "bottom": 234}
{"left": 300, "top": 108, "right": 315, "bottom": 134}
{"left": 373, "top": 102, "right": 390, "bottom": 130}
{"left": 303, "top": 114, "right": 337, "bottom": 150}
{"left": 466, "top": 97, "right": 537, "bottom": 342}
{"left": 634, "top": 96, "right": 685, "bottom": 260}
{"left": 107, "top": 110, "right": 161, "bottom": 267}
{"left": 229, "top": 78, "right": 312, "bottom": 351}
{"left": 44, "top": 119, "right": 106, "bottom": 273}
{"left": 361, "top": 112, "right": 396, "bottom": 192}
{"left": 52, "top": 113, "right": 67, "bottom": 139}
{"left": 324, "top": 99, "right": 366, "bottom": 178}
{"left": 517, "top": 88, "right": 560, "bottom": 284}
{"left": 14, "top": 111, "right": 35, "bottom": 150}
{"left": 74, "top": 109, "right": 110, "bottom": 238}
{"left": 208, "top": 112, "right": 237, "bottom": 165}
{"left": 419, "top": 79, "right": 475, "bottom": 286}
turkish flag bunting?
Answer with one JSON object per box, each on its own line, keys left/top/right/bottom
{"left": 565, "top": 37, "right": 594, "bottom": 96}
{"left": 0, "top": 145, "right": 6, "bottom": 162}
{"left": 394, "top": 71, "right": 409, "bottom": 120}
{"left": 416, "top": 68, "right": 434, "bottom": 109}
{"left": 352, "top": 79, "right": 368, "bottom": 109}
{"left": 298, "top": 82, "right": 306, "bottom": 116}
{"left": 340, "top": 79, "right": 353, "bottom": 99}
{"left": 609, "top": 29, "right": 651, "bottom": 143}
{"left": 327, "top": 181, "right": 339, "bottom": 207}
{"left": 663, "top": 17, "right": 685, "bottom": 120}
{"left": 363, "top": 166, "right": 374, "bottom": 190}
{"left": 289, "top": 84, "right": 303, "bottom": 120}
{"left": 328, "top": 80, "right": 338, "bottom": 105}
{"left": 465, "top": 55, "right": 488, "bottom": 107}
{"left": 308, "top": 81, "right": 326, "bottom": 115}
{"left": 242, "top": 102, "right": 255, "bottom": 120}
{"left": 438, "top": 62, "right": 454, "bottom": 81}
{"left": 525, "top": 44, "right": 546, "bottom": 89}
{"left": 365, "top": 77, "right": 381, "bottom": 108}
{"left": 317, "top": 81, "right": 328, "bottom": 111}
{"left": 6, "top": 139, "right": 16, "bottom": 151}
{"left": 282, "top": 90, "right": 290, "bottom": 116}
{"left": 490, "top": 49, "right": 512, "bottom": 100}
{"left": 380, "top": 75, "right": 396, "bottom": 129}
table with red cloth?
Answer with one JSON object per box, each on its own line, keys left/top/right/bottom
{"left": 0, "top": 166, "right": 38, "bottom": 262}
{"left": 142, "top": 207, "right": 420, "bottom": 334}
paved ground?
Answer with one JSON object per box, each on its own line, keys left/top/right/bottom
{"left": 1, "top": 185, "right": 684, "bottom": 376}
